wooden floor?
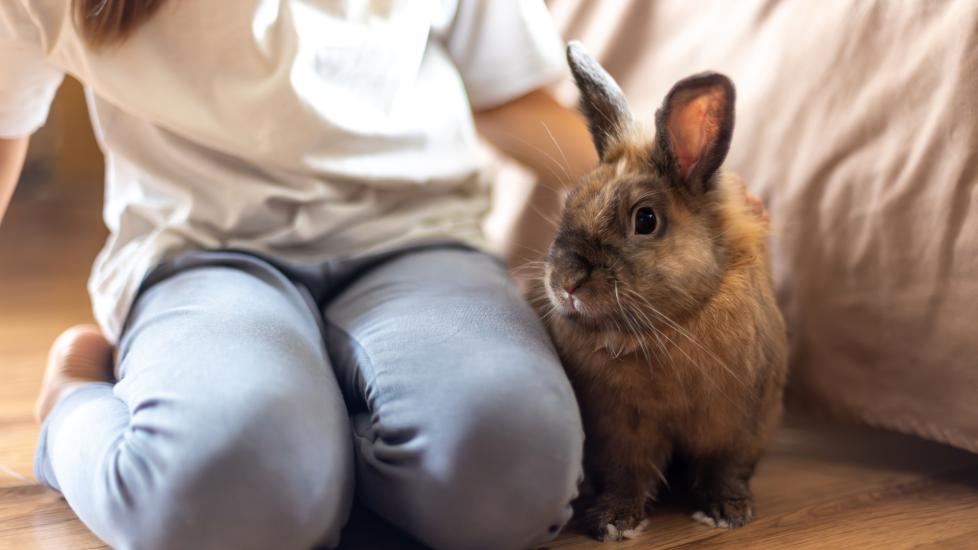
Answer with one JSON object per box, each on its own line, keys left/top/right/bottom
{"left": 3, "top": 182, "right": 978, "bottom": 550}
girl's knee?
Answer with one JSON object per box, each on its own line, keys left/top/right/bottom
{"left": 97, "top": 394, "right": 353, "bottom": 550}
{"left": 413, "top": 373, "right": 584, "bottom": 549}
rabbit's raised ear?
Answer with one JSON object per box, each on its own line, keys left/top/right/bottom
{"left": 654, "top": 73, "right": 735, "bottom": 194}
{"left": 566, "top": 41, "right": 631, "bottom": 162}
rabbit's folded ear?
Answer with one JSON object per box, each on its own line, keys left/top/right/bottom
{"left": 566, "top": 41, "right": 631, "bottom": 162}
{"left": 654, "top": 73, "right": 735, "bottom": 194}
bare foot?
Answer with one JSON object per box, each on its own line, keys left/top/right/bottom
{"left": 34, "top": 325, "right": 114, "bottom": 423}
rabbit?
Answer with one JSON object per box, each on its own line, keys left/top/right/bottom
{"left": 529, "top": 42, "right": 788, "bottom": 541}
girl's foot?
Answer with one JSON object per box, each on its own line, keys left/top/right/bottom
{"left": 34, "top": 325, "right": 114, "bottom": 423}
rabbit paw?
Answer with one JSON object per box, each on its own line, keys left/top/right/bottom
{"left": 581, "top": 498, "right": 649, "bottom": 542}
{"left": 691, "top": 494, "right": 753, "bottom": 529}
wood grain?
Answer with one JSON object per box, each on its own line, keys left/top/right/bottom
{"left": 2, "top": 182, "right": 978, "bottom": 549}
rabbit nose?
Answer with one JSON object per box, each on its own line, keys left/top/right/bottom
{"left": 562, "top": 275, "right": 587, "bottom": 295}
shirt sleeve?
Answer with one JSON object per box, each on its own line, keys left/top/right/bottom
{"left": 0, "top": 5, "right": 65, "bottom": 137}
{"left": 442, "top": 0, "right": 565, "bottom": 111}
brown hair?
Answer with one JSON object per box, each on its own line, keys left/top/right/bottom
{"left": 74, "top": 0, "right": 168, "bottom": 47}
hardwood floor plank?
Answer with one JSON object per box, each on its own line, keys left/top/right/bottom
{"left": 0, "top": 485, "right": 107, "bottom": 549}
{"left": 665, "top": 468, "right": 978, "bottom": 549}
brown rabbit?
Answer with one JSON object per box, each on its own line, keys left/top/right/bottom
{"left": 530, "top": 43, "right": 788, "bottom": 541}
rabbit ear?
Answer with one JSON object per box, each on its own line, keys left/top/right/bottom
{"left": 566, "top": 41, "right": 631, "bottom": 162}
{"left": 654, "top": 72, "right": 735, "bottom": 193}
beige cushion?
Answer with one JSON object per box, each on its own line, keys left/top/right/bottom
{"left": 547, "top": 0, "right": 978, "bottom": 452}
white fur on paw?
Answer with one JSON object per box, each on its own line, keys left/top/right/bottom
{"left": 621, "top": 519, "right": 649, "bottom": 539}
{"left": 692, "top": 511, "right": 730, "bottom": 529}
{"left": 692, "top": 511, "right": 716, "bottom": 527}
{"left": 601, "top": 523, "right": 621, "bottom": 542}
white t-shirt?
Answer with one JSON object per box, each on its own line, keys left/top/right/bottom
{"left": 0, "top": 1, "right": 565, "bottom": 341}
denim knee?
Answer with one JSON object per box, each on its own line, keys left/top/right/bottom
{"left": 411, "top": 363, "right": 584, "bottom": 550}
{"left": 94, "top": 391, "right": 353, "bottom": 550}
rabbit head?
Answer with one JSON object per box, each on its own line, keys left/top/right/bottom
{"left": 544, "top": 42, "right": 738, "bottom": 329}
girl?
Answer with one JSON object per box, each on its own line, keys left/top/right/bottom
{"left": 1, "top": 1, "right": 599, "bottom": 548}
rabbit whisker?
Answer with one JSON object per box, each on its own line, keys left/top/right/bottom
{"left": 619, "top": 287, "right": 722, "bottom": 363}
{"left": 504, "top": 134, "right": 573, "bottom": 186}
{"left": 526, "top": 201, "right": 561, "bottom": 230}
{"left": 614, "top": 280, "right": 654, "bottom": 366}
{"left": 618, "top": 287, "right": 750, "bottom": 412}
{"left": 540, "top": 121, "right": 574, "bottom": 180}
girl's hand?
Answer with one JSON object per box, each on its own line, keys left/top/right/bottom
{"left": 729, "top": 173, "right": 770, "bottom": 225}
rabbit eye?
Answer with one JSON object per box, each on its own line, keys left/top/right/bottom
{"left": 634, "top": 207, "right": 657, "bottom": 235}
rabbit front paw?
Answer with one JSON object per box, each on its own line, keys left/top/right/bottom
{"left": 581, "top": 496, "right": 649, "bottom": 542}
{"left": 691, "top": 493, "right": 754, "bottom": 529}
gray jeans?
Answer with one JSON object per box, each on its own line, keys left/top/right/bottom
{"left": 34, "top": 245, "right": 583, "bottom": 550}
